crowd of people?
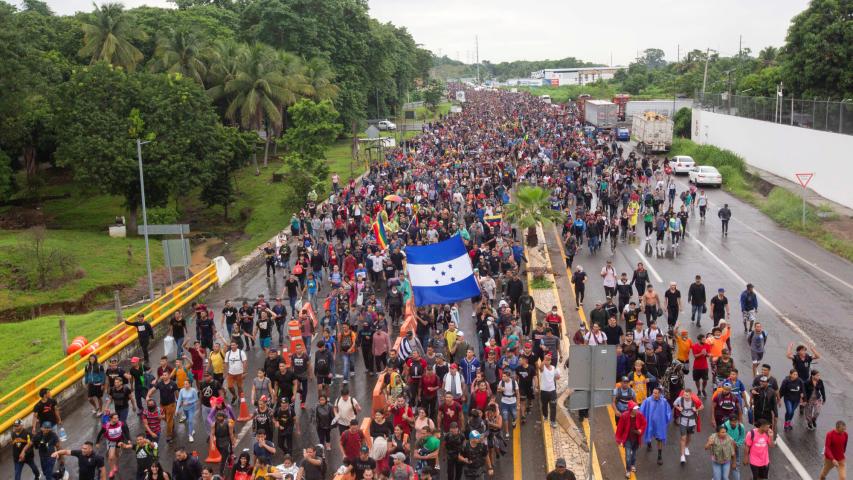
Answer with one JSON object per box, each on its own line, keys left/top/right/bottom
{"left": 9, "top": 87, "right": 847, "bottom": 480}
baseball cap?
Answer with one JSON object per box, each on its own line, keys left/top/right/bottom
{"left": 13, "top": 419, "right": 22, "bottom": 426}
{"left": 718, "top": 288, "right": 725, "bottom": 292}
{"left": 360, "top": 446, "right": 369, "bottom": 453}
{"left": 621, "top": 376, "right": 630, "bottom": 382}
{"left": 556, "top": 458, "right": 567, "bottom": 468}
{"left": 41, "top": 421, "right": 53, "bottom": 429}
{"left": 391, "top": 452, "right": 406, "bottom": 461}
{"left": 722, "top": 382, "right": 732, "bottom": 388}
{"left": 469, "top": 430, "right": 481, "bottom": 439}
{"left": 130, "top": 357, "right": 140, "bottom": 363}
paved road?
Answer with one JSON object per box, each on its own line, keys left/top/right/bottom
{"left": 0, "top": 249, "right": 547, "bottom": 479}
{"left": 554, "top": 153, "right": 853, "bottom": 479}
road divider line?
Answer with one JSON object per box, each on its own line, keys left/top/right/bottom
{"left": 581, "top": 418, "right": 605, "bottom": 480}
{"left": 513, "top": 417, "right": 522, "bottom": 480}
{"left": 634, "top": 248, "right": 664, "bottom": 284}
{"left": 606, "top": 405, "right": 633, "bottom": 480}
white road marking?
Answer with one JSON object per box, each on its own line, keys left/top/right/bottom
{"left": 634, "top": 248, "right": 663, "bottom": 283}
{"left": 677, "top": 179, "right": 853, "bottom": 292}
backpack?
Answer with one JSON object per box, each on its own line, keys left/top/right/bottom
{"left": 292, "top": 263, "right": 304, "bottom": 275}
{"left": 747, "top": 331, "right": 767, "bottom": 346}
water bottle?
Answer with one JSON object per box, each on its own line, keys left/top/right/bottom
{"left": 59, "top": 426, "right": 68, "bottom": 442}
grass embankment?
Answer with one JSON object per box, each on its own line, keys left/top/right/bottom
{"left": 0, "top": 230, "right": 163, "bottom": 316}
{"left": 670, "top": 138, "right": 853, "bottom": 261}
{"left": 510, "top": 84, "right": 666, "bottom": 103}
{"left": 415, "top": 101, "right": 452, "bottom": 121}
{"left": 0, "top": 307, "right": 146, "bottom": 395}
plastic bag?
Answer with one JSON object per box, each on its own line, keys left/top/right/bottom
{"left": 164, "top": 335, "right": 176, "bottom": 359}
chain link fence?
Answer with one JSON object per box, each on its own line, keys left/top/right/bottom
{"left": 696, "top": 92, "right": 853, "bottom": 136}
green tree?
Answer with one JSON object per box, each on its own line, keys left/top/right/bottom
{"left": 199, "top": 126, "right": 252, "bottom": 219}
{"left": 279, "top": 99, "right": 342, "bottom": 209}
{"left": 54, "top": 63, "right": 226, "bottom": 234}
{"left": 782, "top": 0, "right": 853, "bottom": 98}
{"left": 504, "top": 186, "right": 565, "bottom": 247}
{"left": 22, "top": 0, "right": 53, "bottom": 15}
{"left": 153, "top": 26, "right": 210, "bottom": 85}
{"left": 423, "top": 80, "right": 444, "bottom": 112}
{"left": 78, "top": 2, "right": 146, "bottom": 70}
{"left": 673, "top": 107, "right": 692, "bottom": 138}
{"left": 0, "top": 149, "right": 14, "bottom": 201}
{"left": 305, "top": 57, "right": 340, "bottom": 101}
{"left": 640, "top": 48, "right": 667, "bottom": 69}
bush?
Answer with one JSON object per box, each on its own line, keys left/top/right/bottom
{"left": 147, "top": 207, "right": 179, "bottom": 224}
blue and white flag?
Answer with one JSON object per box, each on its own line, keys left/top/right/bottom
{"left": 405, "top": 235, "right": 481, "bottom": 306}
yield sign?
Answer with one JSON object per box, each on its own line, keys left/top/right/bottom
{"left": 795, "top": 172, "right": 814, "bottom": 188}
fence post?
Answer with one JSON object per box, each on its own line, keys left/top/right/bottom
{"left": 59, "top": 314, "right": 68, "bottom": 355}
{"left": 114, "top": 290, "right": 122, "bottom": 324}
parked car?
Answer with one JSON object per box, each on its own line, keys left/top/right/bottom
{"left": 671, "top": 155, "right": 695, "bottom": 174}
{"left": 689, "top": 165, "right": 723, "bottom": 186}
{"left": 616, "top": 128, "right": 630, "bottom": 141}
{"left": 377, "top": 120, "right": 396, "bottom": 131}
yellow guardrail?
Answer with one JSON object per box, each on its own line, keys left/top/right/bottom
{"left": 0, "top": 263, "right": 219, "bottom": 434}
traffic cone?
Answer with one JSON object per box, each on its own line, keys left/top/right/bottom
{"left": 237, "top": 393, "right": 252, "bottom": 422}
{"left": 204, "top": 438, "right": 221, "bottom": 464}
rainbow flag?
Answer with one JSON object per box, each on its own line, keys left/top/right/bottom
{"left": 484, "top": 213, "right": 502, "bottom": 227}
{"left": 373, "top": 215, "right": 389, "bottom": 250}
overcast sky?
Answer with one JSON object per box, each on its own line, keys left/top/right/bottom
{"left": 40, "top": 0, "right": 809, "bottom": 65}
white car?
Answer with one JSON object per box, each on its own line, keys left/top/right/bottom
{"left": 689, "top": 165, "right": 723, "bottom": 186}
{"left": 671, "top": 155, "right": 695, "bottom": 174}
{"left": 377, "top": 120, "right": 396, "bottom": 131}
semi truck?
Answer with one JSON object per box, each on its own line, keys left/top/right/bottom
{"left": 583, "top": 99, "right": 618, "bottom": 129}
{"left": 631, "top": 112, "right": 673, "bottom": 153}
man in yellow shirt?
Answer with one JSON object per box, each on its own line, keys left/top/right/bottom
{"left": 208, "top": 343, "right": 226, "bottom": 384}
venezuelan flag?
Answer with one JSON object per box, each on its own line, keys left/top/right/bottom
{"left": 373, "top": 215, "right": 389, "bottom": 250}
{"left": 484, "top": 213, "right": 502, "bottom": 227}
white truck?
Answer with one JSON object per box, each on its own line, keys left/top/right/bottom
{"left": 631, "top": 112, "right": 673, "bottom": 153}
{"left": 583, "top": 100, "right": 617, "bottom": 129}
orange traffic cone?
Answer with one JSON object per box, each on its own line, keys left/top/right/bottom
{"left": 237, "top": 393, "right": 252, "bottom": 422}
{"left": 205, "top": 438, "right": 221, "bottom": 464}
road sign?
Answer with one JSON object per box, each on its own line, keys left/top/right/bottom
{"left": 569, "top": 345, "right": 616, "bottom": 391}
{"left": 568, "top": 390, "right": 614, "bottom": 411}
{"left": 365, "top": 125, "right": 380, "bottom": 139}
{"left": 404, "top": 110, "right": 415, "bottom": 120}
{"left": 137, "top": 224, "right": 190, "bottom": 236}
{"left": 795, "top": 172, "right": 814, "bottom": 188}
{"left": 163, "top": 239, "right": 191, "bottom": 267}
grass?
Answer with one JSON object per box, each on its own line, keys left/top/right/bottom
{"left": 529, "top": 277, "right": 554, "bottom": 290}
{"left": 0, "top": 230, "right": 163, "bottom": 316}
{"left": 670, "top": 138, "right": 853, "bottom": 262}
{"left": 415, "top": 101, "right": 452, "bottom": 121}
{"left": 508, "top": 84, "right": 668, "bottom": 103}
{"left": 0, "top": 307, "right": 144, "bottom": 396}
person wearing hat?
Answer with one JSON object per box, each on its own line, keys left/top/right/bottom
{"left": 348, "top": 444, "right": 377, "bottom": 479}
{"left": 546, "top": 457, "right": 577, "bottom": 480}
{"left": 31, "top": 420, "right": 60, "bottom": 478}
{"left": 388, "top": 451, "right": 414, "bottom": 479}
{"left": 11, "top": 418, "right": 39, "bottom": 480}
{"left": 458, "top": 429, "right": 493, "bottom": 478}
{"left": 615, "top": 401, "right": 647, "bottom": 478}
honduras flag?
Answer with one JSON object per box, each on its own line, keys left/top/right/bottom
{"left": 405, "top": 235, "right": 481, "bottom": 306}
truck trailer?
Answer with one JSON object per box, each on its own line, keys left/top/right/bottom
{"left": 583, "top": 100, "right": 618, "bottom": 129}
{"left": 631, "top": 112, "right": 673, "bottom": 153}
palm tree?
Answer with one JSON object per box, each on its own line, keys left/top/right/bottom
{"left": 504, "top": 185, "right": 565, "bottom": 247}
{"left": 271, "top": 51, "right": 313, "bottom": 157}
{"left": 78, "top": 2, "right": 145, "bottom": 70}
{"left": 205, "top": 40, "right": 247, "bottom": 103}
{"left": 216, "top": 43, "right": 290, "bottom": 174}
{"left": 153, "top": 27, "right": 209, "bottom": 85}
{"left": 305, "top": 57, "right": 340, "bottom": 101}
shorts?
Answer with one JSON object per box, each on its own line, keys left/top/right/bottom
{"left": 226, "top": 373, "right": 243, "bottom": 389}
{"left": 87, "top": 384, "right": 104, "bottom": 398}
{"left": 260, "top": 337, "right": 271, "bottom": 349}
{"left": 499, "top": 402, "right": 517, "bottom": 420}
{"left": 692, "top": 368, "right": 708, "bottom": 382}
{"left": 519, "top": 386, "right": 535, "bottom": 400}
{"left": 679, "top": 425, "right": 696, "bottom": 436}
{"left": 316, "top": 375, "right": 331, "bottom": 385}
{"left": 749, "top": 464, "right": 770, "bottom": 479}
{"left": 751, "top": 350, "right": 765, "bottom": 363}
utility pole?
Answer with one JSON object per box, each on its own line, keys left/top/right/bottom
{"left": 475, "top": 35, "right": 480, "bottom": 84}
{"left": 701, "top": 48, "right": 711, "bottom": 99}
{"left": 676, "top": 44, "right": 680, "bottom": 63}
{"left": 136, "top": 138, "right": 154, "bottom": 302}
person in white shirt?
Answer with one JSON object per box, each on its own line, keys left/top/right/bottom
{"left": 601, "top": 260, "right": 618, "bottom": 298}
{"left": 333, "top": 387, "right": 361, "bottom": 434}
{"left": 225, "top": 341, "right": 247, "bottom": 402}
{"left": 584, "top": 323, "right": 608, "bottom": 345}
{"left": 539, "top": 353, "right": 561, "bottom": 428}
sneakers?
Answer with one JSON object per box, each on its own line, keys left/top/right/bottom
{"left": 684, "top": 447, "right": 690, "bottom": 456}
{"left": 680, "top": 454, "right": 686, "bottom": 464}
{"left": 189, "top": 434, "right": 194, "bottom": 443}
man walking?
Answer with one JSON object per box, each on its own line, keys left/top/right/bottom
{"left": 718, "top": 204, "right": 731, "bottom": 237}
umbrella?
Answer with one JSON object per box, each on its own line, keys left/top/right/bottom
{"left": 384, "top": 194, "right": 404, "bottom": 203}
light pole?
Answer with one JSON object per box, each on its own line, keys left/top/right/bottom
{"left": 136, "top": 138, "right": 154, "bottom": 301}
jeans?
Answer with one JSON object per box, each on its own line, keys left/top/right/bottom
{"left": 500, "top": 402, "right": 517, "bottom": 424}
{"left": 117, "top": 406, "right": 129, "bottom": 425}
{"left": 14, "top": 458, "right": 39, "bottom": 480}
{"left": 182, "top": 404, "right": 196, "bottom": 435}
{"left": 38, "top": 454, "right": 55, "bottom": 479}
{"left": 712, "top": 461, "right": 731, "bottom": 480}
{"left": 342, "top": 352, "right": 354, "bottom": 378}
{"left": 624, "top": 439, "right": 638, "bottom": 472}
{"left": 784, "top": 398, "right": 800, "bottom": 422}
{"left": 201, "top": 405, "right": 211, "bottom": 433}
{"left": 175, "top": 337, "right": 185, "bottom": 361}
{"left": 691, "top": 304, "right": 703, "bottom": 323}
{"left": 540, "top": 390, "right": 557, "bottom": 422}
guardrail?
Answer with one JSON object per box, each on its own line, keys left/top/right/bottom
{"left": 0, "top": 263, "right": 219, "bottom": 434}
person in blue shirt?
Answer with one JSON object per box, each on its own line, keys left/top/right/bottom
{"left": 739, "top": 283, "right": 759, "bottom": 334}
{"left": 459, "top": 349, "right": 481, "bottom": 387}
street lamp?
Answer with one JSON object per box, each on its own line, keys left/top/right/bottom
{"left": 136, "top": 138, "right": 154, "bottom": 301}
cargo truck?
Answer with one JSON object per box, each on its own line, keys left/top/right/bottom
{"left": 631, "top": 112, "right": 673, "bottom": 153}
{"left": 583, "top": 100, "right": 618, "bottom": 129}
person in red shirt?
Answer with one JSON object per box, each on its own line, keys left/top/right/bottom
{"left": 820, "top": 420, "right": 848, "bottom": 480}
{"left": 690, "top": 334, "right": 711, "bottom": 398}
{"left": 390, "top": 396, "right": 414, "bottom": 436}
{"left": 339, "top": 419, "right": 364, "bottom": 462}
{"left": 545, "top": 306, "right": 563, "bottom": 337}
{"left": 438, "top": 393, "right": 464, "bottom": 433}
{"left": 420, "top": 369, "right": 441, "bottom": 419}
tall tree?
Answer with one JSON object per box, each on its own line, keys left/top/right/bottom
{"left": 78, "top": 2, "right": 146, "bottom": 70}
{"left": 217, "top": 42, "right": 290, "bottom": 173}
{"left": 504, "top": 186, "right": 565, "bottom": 247}
{"left": 153, "top": 26, "right": 209, "bottom": 85}
{"left": 305, "top": 57, "right": 339, "bottom": 101}
{"left": 782, "top": 0, "right": 852, "bottom": 98}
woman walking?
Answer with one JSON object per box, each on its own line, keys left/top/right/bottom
{"left": 705, "top": 424, "right": 736, "bottom": 480}
{"left": 803, "top": 370, "right": 826, "bottom": 431}
{"left": 779, "top": 369, "right": 805, "bottom": 432}
{"left": 175, "top": 380, "right": 199, "bottom": 443}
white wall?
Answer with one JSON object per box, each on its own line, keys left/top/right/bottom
{"left": 692, "top": 109, "right": 853, "bottom": 208}
{"left": 626, "top": 99, "right": 694, "bottom": 119}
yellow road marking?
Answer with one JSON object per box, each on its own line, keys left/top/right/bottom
{"left": 513, "top": 415, "right": 522, "bottom": 480}
{"left": 581, "top": 418, "right": 605, "bottom": 480}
